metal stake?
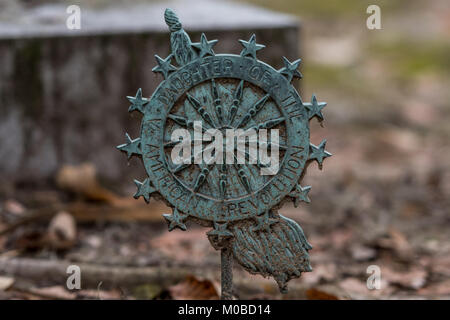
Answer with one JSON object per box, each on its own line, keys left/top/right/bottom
{"left": 221, "top": 246, "right": 233, "bottom": 300}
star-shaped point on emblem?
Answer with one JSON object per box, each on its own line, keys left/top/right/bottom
{"left": 251, "top": 210, "right": 278, "bottom": 233}
{"left": 127, "top": 88, "right": 149, "bottom": 114}
{"left": 163, "top": 208, "right": 187, "bottom": 231}
{"left": 152, "top": 54, "right": 177, "bottom": 79}
{"left": 192, "top": 33, "right": 218, "bottom": 58}
{"left": 207, "top": 222, "right": 233, "bottom": 242}
{"left": 309, "top": 139, "right": 332, "bottom": 169}
{"left": 239, "top": 34, "right": 265, "bottom": 59}
{"left": 304, "top": 94, "right": 326, "bottom": 122}
{"left": 279, "top": 56, "right": 302, "bottom": 82}
{"left": 133, "top": 178, "right": 155, "bottom": 203}
{"left": 116, "top": 133, "right": 141, "bottom": 159}
{"left": 289, "top": 185, "right": 311, "bottom": 207}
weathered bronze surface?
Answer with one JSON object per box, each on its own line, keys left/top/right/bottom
{"left": 117, "top": 8, "right": 331, "bottom": 299}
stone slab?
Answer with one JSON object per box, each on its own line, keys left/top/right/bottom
{"left": 0, "top": 0, "right": 300, "bottom": 185}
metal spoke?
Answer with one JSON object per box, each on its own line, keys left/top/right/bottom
{"left": 193, "top": 166, "right": 211, "bottom": 191}
{"left": 168, "top": 114, "right": 190, "bottom": 127}
{"left": 186, "top": 93, "right": 215, "bottom": 127}
{"left": 247, "top": 117, "right": 285, "bottom": 131}
{"left": 211, "top": 79, "right": 224, "bottom": 126}
{"left": 171, "top": 160, "right": 193, "bottom": 173}
{"left": 265, "top": 141, "right": 287, "bottom": 150}
{"left": 233, "top": 155, "right": 252, "bottom": 193}
{"left": 219, "top": 163, "right": 227, "bottom": 199}
{"left": 234, "top": 144, "right": 269, "bottom": 169}
{"left": 236, "top": 93, "right": 270, "bottom": 128}
{"left": 228, "top": 80, "right": 244, "bottom": 126}
{"left": 248, "top": 139, "right": 287, "bottom": 151}
{"left": 168, "top": 114, "right": 208, "bottom": 132}
{"left": 164, "top": 140, "right": 182, "bottom": 147}
{"left": 164, "top": 138, "right": 204, "bottom": 147}
{"left": 167, "top": 81, "right": 283, "bottom": 196}
{"left": 171, "top": 144, "right": 207, "bottom": 173}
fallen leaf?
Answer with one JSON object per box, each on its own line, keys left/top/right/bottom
{"left": 306, "top": 287, "right": 340, "bottom": 300}
{"left": 383, "top": 267, "right": 427, "bottom": 290}
{"left": 350, "top": 244, "right": 377, "bottom": 261}
{"left": 302, "top": 263, "right": 337, "bottom": 285}
{"left": 376, "top": 229, "right": 414, "bottom": 261}
{"left": 329, "top": 229, "right": 354, "bottom": 250}
{"left": 47, "top": 211, "right": 77, "bottom": 249}
{"left": 3, "top": 199, "right": 25, "bottom": 216}
{"left": 25, "top": 286, "right": 76, "bottom": 300}
{"left": 150, "top": 228, "right": 214, "bottom": 263}
{"left": 66, "top": 201, "right": 168, "bottom": 223}
{"left": 417, "top": 280, "right": 450, "bottom": 296}
{"left": 85, "top": 235, "right": 102, "bottom": 248}
{"left": 430, "top": 255, "right": 450, "bottom": 277}
{"left": 0, "top": 276, "right": 14, "bottom": 291}
{"left": 56, "top": 163, "right": 121, "bottom": 205}
{"left": 15, "top": 230, "right": 47, "bottom": 250}
{"left": 339, "top": 278, "right": 369, "bottom": 295}
{"left": 55, "top": 163, "right": 157, "bottom": 209}
{"left": 77, "top": 289, "right": 122, "bottom": 300}
{"left": 15, "top": 212, "right": 77, "bottom": 251}
{"left": 167, "top": 275, "right": 219, "bottom": 300}
{"left": 0, "top": 249, "right": 21, "bottom": 258}
{"left": 339, "top": 277, "right": 394, "bottom": 299}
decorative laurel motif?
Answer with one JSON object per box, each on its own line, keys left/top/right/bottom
{"left": 232, "top": 214, "right": 312, "bottom": 292}
{"left": 117, "top": 8, "right": 332, "bottom": 293}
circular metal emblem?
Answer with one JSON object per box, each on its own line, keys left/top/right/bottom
{"left": 141, "top": 55, "right": 309, "bottom": 222}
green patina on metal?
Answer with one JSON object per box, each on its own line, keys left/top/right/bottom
{"left": 117, "top": 8, "right": 332, "bottom": 298}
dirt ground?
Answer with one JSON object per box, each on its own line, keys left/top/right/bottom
{"left": 0, "top": 0, "right": 449, "bottom": 299}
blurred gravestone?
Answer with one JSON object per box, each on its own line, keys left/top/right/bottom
{"left": 0, "top": 0, "right": 300, "bottom": 185}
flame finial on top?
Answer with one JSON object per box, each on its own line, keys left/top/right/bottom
{"left": 163, "top": 8, "right": 197, "bottom": 66}
{"left": 164, "top": 8, "right": 182, "bottom": 32}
